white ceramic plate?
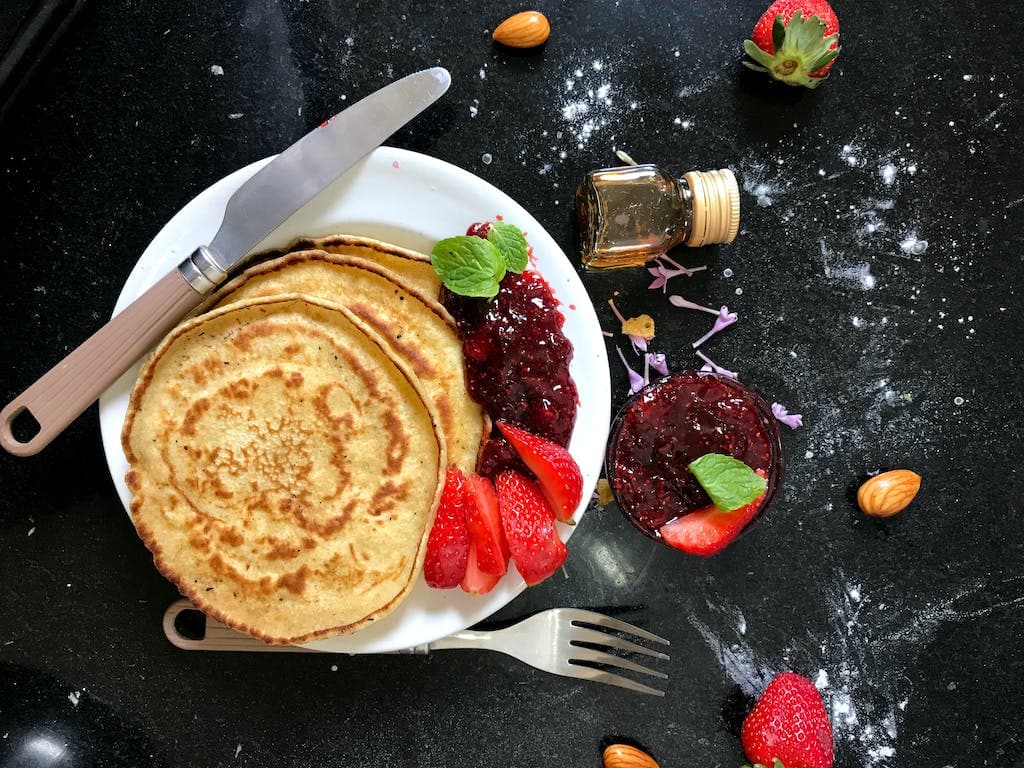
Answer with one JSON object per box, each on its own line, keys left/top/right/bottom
{"left": 98, "top": 146, "right": 611, "bottom": 653}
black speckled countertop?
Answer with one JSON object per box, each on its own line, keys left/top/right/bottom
{"left": 2, "top": 2, "right": 1022, "bottom": 766}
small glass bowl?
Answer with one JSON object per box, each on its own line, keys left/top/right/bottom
{"left": 604, "top": 371, "right": 785, "bottom": 551}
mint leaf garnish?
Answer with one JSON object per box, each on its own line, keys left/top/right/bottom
{"left": 486, "top": 221, "right": 529, "bottom": 274}
{"left": 430, "top": 236, "right": 506, "bottom": 298}
{"left": 688, "top": 453, "right": 767, "bottom": 512}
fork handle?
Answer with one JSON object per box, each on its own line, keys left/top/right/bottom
{"left": 428, "top": 630, "right": 497, "bottom": 651}
{"left": 162, "top": 599, "right": 431, "bottom": 654}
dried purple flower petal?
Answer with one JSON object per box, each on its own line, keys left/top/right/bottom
{"left": 647, "top": 261, "right": 707, "bottom": 293}
{"left": 647, "top": 352, "right": 669, "bottom": 376}
{"left": 659, "top": 254, "right": 707, "bottom": 276}
{"left": 669, "top": 294, "right": 720, "bottom": 316}
{"left": 616, "top": 346, "right": 646, "bottom": 394}
{"left": 608, "top": 297, "right": 627, "bottom": 324}
{"left": 629, "top": 334, "right": 648, "bottom": 353}
{"left": 771, "top": 402, "right": 804, "bottom": 429}
{"left": 692, "top": 306, "right": 739, "bottom": 348}
{"left": 647, "top": 266, "right": 672, "bottom": 292}
{"left": 695, "top": 350, "right": 738, "bottom": 379}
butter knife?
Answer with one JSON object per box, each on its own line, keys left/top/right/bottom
{"left": 0, "top": 66, "right": 451, "bottom": 456}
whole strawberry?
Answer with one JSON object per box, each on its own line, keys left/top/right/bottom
{"left": 741, "top": 672, "right": 834, "bottom": 768}
{"left": 743, "top": 0, "right": 840, "bottom": 89}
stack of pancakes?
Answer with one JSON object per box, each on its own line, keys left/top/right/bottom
{"left": 121, "top": 236, "right": 486, "bottom": 644}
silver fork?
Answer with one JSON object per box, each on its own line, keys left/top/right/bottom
{"left": 164, "top": 600, "right": 671, "bottom": 696}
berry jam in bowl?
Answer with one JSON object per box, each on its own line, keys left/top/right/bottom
{"left": 605, "top": 371, "right": 784, "bottom": 555}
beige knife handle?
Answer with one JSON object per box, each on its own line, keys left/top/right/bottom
{"left": 0, "top": 269, "right": 202, "bottom": 457}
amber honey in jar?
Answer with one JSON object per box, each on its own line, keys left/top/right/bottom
{"left": 577, "top": 165, "right": 740, "bottom": 269}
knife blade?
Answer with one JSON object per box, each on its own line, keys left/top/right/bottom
{"left": 0, "top": 66, "right": 451, "bottom": 457}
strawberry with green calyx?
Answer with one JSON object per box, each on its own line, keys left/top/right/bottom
{"left": 741, "top": 672, "right": 834, "bottom": 768}
{"left": 743, "top": 0, "right": 840, "bottom": 89}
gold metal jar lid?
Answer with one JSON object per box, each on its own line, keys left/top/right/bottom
{"left": 683, "top": 169, "right": 740, "bottom": 247}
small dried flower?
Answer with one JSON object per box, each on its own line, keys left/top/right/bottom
{"left": 616, "top": 347, "right": 646, "bottom": 394}
{"left": 647, "top": 352, "right": 669, "bottom": 376}
{"left": 669, "top": 294, "right": 720, "bottom": 316}
{"left": 692, "top": 306, "right": 738, "bottom": 348}
{"left": 609, "top": 298, "right": 655, "bottom": 351}
{"left": 771, "top": 402, "right": 804, "bottom": 429}
{"left": 696, "top": 350, "right": 738, "bottom": 379}
{"left": 647, "top": 257, "right": 707, "bottom": 292}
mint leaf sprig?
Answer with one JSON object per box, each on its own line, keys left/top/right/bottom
{"left": 688, "top": 453, "right": 767, "bottom": 512}
{"left": 431, "top": 221, "right": 529, "bottom": 298}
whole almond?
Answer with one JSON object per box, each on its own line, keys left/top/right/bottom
{"left": 603, "top": 744, "right": 659, "bottom": 768}
{"left": 493, "top": 11, "right": 551, "bottom": 48}
{"left": 857, "top": 469, "right": 921, "bottom": 517}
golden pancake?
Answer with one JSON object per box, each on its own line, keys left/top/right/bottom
{"left": 122, "top": 295, "right": 445, "bottom": 644}
{"left": 205, "top": 249, "right": 485, "bottom": 476}
{"left": 273, "top": 234, "right": 441, "bottom": 298}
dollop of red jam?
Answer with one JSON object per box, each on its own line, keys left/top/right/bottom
{"left": 608, "top": 372, "right": 777, "bottom": 536}
{"left": 441, "top": 248, "right": 578, "bottom": 478}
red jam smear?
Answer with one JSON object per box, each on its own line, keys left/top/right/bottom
{"left": 441, "top": 228, "right": 577, "bottom": 479}
{"left": 608, "top": 372, "right": 777, "bottom": 537}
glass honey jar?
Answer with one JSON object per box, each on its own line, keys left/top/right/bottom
{"left": 577, "top": 165, "right": 740, "bottom": 269}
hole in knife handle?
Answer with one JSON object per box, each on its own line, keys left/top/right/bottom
{"left": 8, "top": 406, "right": 40, "bottom": 444}
{"left": 174, "top": 608, "right": 208, "bottom": 641}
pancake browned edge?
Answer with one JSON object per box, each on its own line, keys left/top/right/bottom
{"left": 121, "top": 294, "right": 446, "bottom": 645}
{"left": 256, "top": 234, "right": 440, "bottom": 299}
{"left": 201, "top": 248, "right": 488, "bottom": 476}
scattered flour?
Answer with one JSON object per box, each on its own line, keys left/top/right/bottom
{"left": 820, "top": 240, "right": 876, "bottom": 290}
{"left": 558, "top": 59, "right": 618, "bottom": 150}
{"left": 899, "top": 232, "right": 929, "bottom": 256}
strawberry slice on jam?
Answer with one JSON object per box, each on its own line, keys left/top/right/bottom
{"left": 495, "top": 470, "right": 567, "bottom": 585}
{"left": 424, "top": 468, "right": 472, "bottom": 589}
{"left": 496, "top": 421, "right": 583, "bottom": 523}
{"left": 658, "top": 493, "right": 766, "bottom": 556}
{"left": 463, "top": 474, "right": 510, "bottom": 577}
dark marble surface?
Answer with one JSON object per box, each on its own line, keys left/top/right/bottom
{"left": 1, "top": 2, "right": 1022, "bottom": 766}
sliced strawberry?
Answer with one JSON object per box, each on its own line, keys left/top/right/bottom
{"left": 423, "top": 468, "right": 472, "bottom": 589}
{"left": 460, "top": 540, "right": 502, "bottom": 595}
{"left": 495, "top": 421, "right": 582, "bottom": 523}
{"left": 495, "top": 470, "right": 568, "bottom": 586}
{"left": 658, "top": 494, "right": 765, "bottom": 556}
{"left": 464, "top": 474, "right": 510, "bottom": 576}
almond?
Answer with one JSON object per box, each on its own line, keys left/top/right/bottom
{"left": 492, "top": 11, "right": 550, "bottom": 48}
{"left": 857, "top": 469, "right": 921, "bottom": 517}
{"left": 603, "top": 744, "right": 659, "bottom": 768}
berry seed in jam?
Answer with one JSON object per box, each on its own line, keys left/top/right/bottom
{"left": 606, "top": 371, "right": 783, "bottom": 553}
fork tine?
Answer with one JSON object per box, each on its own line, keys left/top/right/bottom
{"left": 562, "top": 665, "right": 666, "bottom": 697}
{"left": 568, "top": 646, "right": 669, "bottom": 679}
{"left": 562, "top": 609, "right": 671, "bottom": 645}
{"left": 569, "top": 626, "right": 670, "bottom": 660}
